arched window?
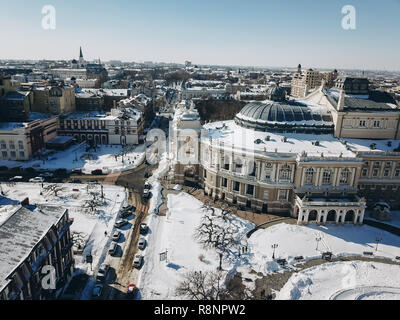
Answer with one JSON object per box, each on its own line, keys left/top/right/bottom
{"left": 234, "top": 158, "right": 243, "bottom": 174}
{"left": 322, "top": 169, "right": 332, "bottom": 185}
{"left": 305, "top": 168, "right": 314, "bottom": 185}
{"left": 247, "top": 161, "right": 256, "bottom": 177}
{"left": 340, "top": 168, "right": 350, "bottom": 185}
{"left": 279, "top": 164, "right": 291, "bottom": 181}
{"left": 222, "top": 154, "right": 230, "bottom": 170}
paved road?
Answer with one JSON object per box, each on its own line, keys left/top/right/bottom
{"left": 99, "top": 191, "right": 149, "bottom": 300}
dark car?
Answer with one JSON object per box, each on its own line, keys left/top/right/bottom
{"left": 70, "top": 179, "right": 82, "bottom": 184}
{"left": 115, "top": 219, "right": 129, "bottom": 228}
{"left": 122, "top": 205, "right": 135, "bottom": 212}
{"left": 140, "top": 223, "right": 148, "bottom": 235}
{"left": 91, "top": 169, "right": 103, "bottom": 175}
{"left": 120, "top": 210, "right": 132, "bottom": 219}
{"left": 96, "top": 263, "right": 110, "bottom": 283}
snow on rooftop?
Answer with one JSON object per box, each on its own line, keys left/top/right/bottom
{"left": 202, "top": 120, "right": 355, "bottom": 158}
{"left": 0, "top": 122, "right": 27, "bottom": 131}
{"left": 0, "top": 204, "right": 67, "bottom": 291}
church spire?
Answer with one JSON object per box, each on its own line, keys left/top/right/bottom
{"left": 79, "top": 47, "right": 83, "bottom": 58}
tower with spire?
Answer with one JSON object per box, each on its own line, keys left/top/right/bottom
{"left": 79, "top": 47, "right": 85, "bottom": 68}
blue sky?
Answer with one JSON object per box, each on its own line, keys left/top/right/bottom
{"left": 0, "top": 0, "right": 399, "bottom": 70}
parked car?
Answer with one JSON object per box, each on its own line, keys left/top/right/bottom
{"left": 144, "top": 182, "right": 152, "bottom": 190}
{"left": 142, "top": 189, "right": 150, "bottom": 199}
{"left": 127, "top": 283, "right": 137, "bottom": 296}
{"left": 9, "top": 176, "right": 23, "bottom": 182}
{"left": 140, "top": 223, "right": 148, "bottom": 235}
{"left": 96, "top": 263, "right": 110, "bottom": 282}
{"left": 122, "top": 205, "right": 135, "bottom": 212}
{"left": 115, "top": 219, "right": 128, "bottom": 228}
{"left": 112, "top": 231, "right": 122, "bottom": 241}
{"left": 120, "top": 211, "right": 131, "bottom": 219}
{"left": 71, "top": 168, "right": 82, "bottom": 174}
{"left": 70, "top": 179, "right": 82, "bottom": 184}
{"left": 91, "top": 169, "right": 103, "bottom": 175}
{"left": 133, "top": 254, "right": 143, "bottom": 268}
{"left": 29, "top": 177, "right": 45, "bottom": 183}
{"left": 87, "top": 179, "right": 99, "bottom": 184}
{"left": 92, "top": 284, "right": 103, "bottom": 298}
{"left": 138, "top": 237, "right": 146, "bottom": 250}
{"left": 39, "top": 172, "right": 53, "bottom": 178}
{"left": 108, "top": 242, "right": 118, "bottom": 256}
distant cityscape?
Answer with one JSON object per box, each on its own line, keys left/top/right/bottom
{"left": 1, "top": 44, "right": 400, "bottom": 302}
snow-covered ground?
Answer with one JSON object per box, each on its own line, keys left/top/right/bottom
{"left": 0, "top": 143, "right": 146, "bottom": 174}
{"left": 138, "top": 192, "right": 254, "bottom": 300}
{"left": 247, "top": 223, "right": 400, "bottom": 274}
{"left": 0, "top": 182, "right": 127, "bottom": 275}
{"left": 135, "top": 187, "right": 400, "bottom": 300}
{"left": 276, "top": 261, "right": 400, "bottom": 300}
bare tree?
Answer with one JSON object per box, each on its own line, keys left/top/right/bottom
{"left": 175, "top": 270, "right": 227, "bottom": 300}
{"left": 176, "top": 270, "right": 256, "bottom": 300}
{"left": 43, "top": 184, "right": 65, "bottom": 197}
{"left": 84, "top": 191, "right": 104, "bottom": 212}
{"left": 194, "top": 209, "right": 238, "bottom": 270}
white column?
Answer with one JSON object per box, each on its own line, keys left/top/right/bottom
{"left": 335, "top": 168, "right": 342, "bottom": 187}
{"left": 297, "top": 206, "right": 303, "bottom": 224}
{"left": 300, "top": 168, "right": 306, "bottom": 186}
{"left": 335, "top": 211, "right": 340, "bottom": 224}
{"left": 332, "top": 168, "right": 338, "bottom": 187}
{"left": 315, "top": 168, "right": 321, "bottom": 187}
{"left": 359, "top": 209, "right": 365, "bottom": 224}
{"left": 349, "top": 168, "right": 355, "bottom": 187}
{"left": 257, "top": 161, "right": 262, "bottom": 180}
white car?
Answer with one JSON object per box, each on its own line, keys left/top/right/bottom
{"left": 138, "top": 237, "right": 146, "bottom": 250}
{"left": 29, "top": 177, "right": 44, "bottom": 183}
{"left": 133, "top": 254, "right": 143, "bottom": 268}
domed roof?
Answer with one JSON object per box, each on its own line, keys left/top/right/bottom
{"left": 235, "top": 100, "right": 333, "bottom": 133}
{"left": 266, "top": 85, "right": 286, "bottom": 102}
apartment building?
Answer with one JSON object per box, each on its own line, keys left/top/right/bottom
{"left": 0, "top": 204, "right": 74, "bottom": 300}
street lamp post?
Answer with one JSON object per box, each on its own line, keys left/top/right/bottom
{"left": 375, "top": 237, "right": 383, "bottom": 251}
{"left": 271, "top": 244, "right": 278, "bottom": 260}
{"left": 315, "top": 236, "right": 322, "bottom": 251}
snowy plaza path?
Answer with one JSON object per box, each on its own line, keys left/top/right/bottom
{"left": 137, "top": 192, "right": 254, "bottom": 300}
{"left": 276, "top": 261, "right": 400, "bottom": 300}
{"left": 248, "top": 222, "right": 400, "bottom": 274}
{"left": 331, "top": 286, "right": 400, "bottom": 300}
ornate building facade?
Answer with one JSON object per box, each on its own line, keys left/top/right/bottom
{"left": 171, "top": 84, "right": 400, "bottom": 225}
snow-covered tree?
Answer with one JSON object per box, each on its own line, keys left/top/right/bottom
{"left": 194, "top": 207, "right": 238, "bottom": 270}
